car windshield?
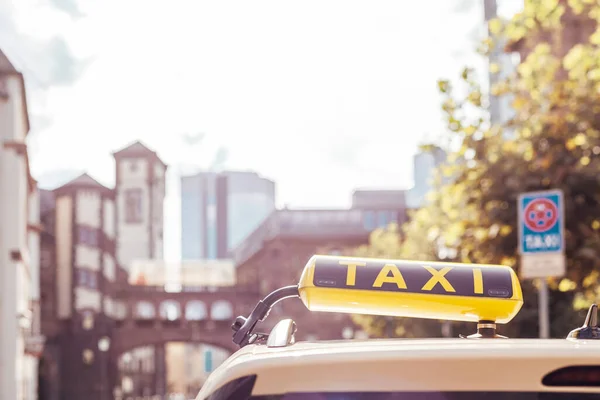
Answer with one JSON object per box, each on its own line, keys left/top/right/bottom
{"left": 248, "top": 393, "right": 600, "bottom": 400}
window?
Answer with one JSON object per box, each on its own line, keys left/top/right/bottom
{"left": 78, "top": 269, "right": 97, "bottom": 289}
{"left": 129, "top": 160, "right": 138, "bottom": 172}
{"left": 78, "top": 226, "right": 98, "bottom": 247}
{"left": 363, "top": 211, "right": 376, "bottom": 230}
{"left": 125, "top": 188, "right": 143, "bottom": 223}
{"left": 377, "top": 211, "right": 388, "bottom": 228}
{"left": 78, "top": 269, "right": 88, "bottom": 286}
{"left": 88, "top": 272, "right": 97, "bottom": 289}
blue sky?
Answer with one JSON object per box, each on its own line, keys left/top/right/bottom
{"left": 1, "top": 0, "right": 523, "bottom": 260}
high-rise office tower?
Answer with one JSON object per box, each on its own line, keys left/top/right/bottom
{"left": 407, "top": 146, "right": 447, "bottom": 209}
{"left": 180, "top": 170, "right": 275, "bottom": 260}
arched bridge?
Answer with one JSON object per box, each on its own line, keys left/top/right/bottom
{"left": 111, "top": 286, "right": 259, "bottom": 354}
{"left": 54, "top": 286, "right": 262, "bottom": 400}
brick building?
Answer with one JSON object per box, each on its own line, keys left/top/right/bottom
{"left": 38, "top": 141, "right": 167, "bottom": 400}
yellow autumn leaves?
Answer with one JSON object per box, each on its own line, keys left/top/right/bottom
{"left": 347, "top": 0, "right": 600, "bottom": 338}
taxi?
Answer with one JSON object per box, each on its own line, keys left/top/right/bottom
{"left": 196, "top": 255, "right": 600, "bottom": 400}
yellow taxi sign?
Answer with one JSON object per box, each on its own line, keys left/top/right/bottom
{"left": 297, "top": 255, "right": 523, "bottom": 324}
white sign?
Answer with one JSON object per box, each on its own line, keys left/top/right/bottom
{"left": 128, "top": 259, "right": 236, "bottom": 286}
{"left": 520, "top": 253, "right": 566, "bottom": 280}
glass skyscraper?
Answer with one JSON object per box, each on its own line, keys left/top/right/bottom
{"left": 181, "top": 171, "right": 275, "bottom": 260}
{"left": 406, "top": 147, "right": 447, "bottom": 209}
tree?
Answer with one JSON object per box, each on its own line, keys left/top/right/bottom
{"left": 354, "top": 0, "right": 600, "bottom": 339}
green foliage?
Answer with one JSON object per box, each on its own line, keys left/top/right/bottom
{"left": 352, "top": 0, "right": 600, "bottom": 338}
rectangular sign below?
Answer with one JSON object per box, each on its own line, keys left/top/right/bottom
{"left": 518, "top": 190, "right": 565, "bottom": 255}
{"left": 520, "top": 253, "right": 566, "bottom": 280}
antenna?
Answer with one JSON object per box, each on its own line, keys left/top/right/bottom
{"left": 566, "top": 304, "right": 600, "bottom": 340}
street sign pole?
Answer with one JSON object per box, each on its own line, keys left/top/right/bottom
{"left": 538, "top": 279, "right": 550, "bottom": 339}
{"left": 517, "top": 189, "right": 565, "bottom": 339}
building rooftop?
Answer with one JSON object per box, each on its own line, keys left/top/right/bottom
{"left": 112, "top": 140, "right": 167, "bottom": 168}
{"left": 53, "top": 173, "right": 113, "bottom": 195}
{"left": 180, "top": 169, "right": 274, "bottom": 182}
{"left": 0, "top": 49, "right": 18, "bottom": 74}
{"left": 231, "top": 206, "right": 405, "bottom": 266}
{"left": 0, "top": 47, "right": 30, "bottom": 132}
{"left": 351, "top": 189, "right": 407, "bottom": 209}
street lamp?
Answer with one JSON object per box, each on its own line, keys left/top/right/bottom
{"left": 82, "top": 349, "right": 94, "bottom": 365}
{"left": 98, "top": 337, "right": 111, "bottom": 400}
{"left": 98, "top": 336, "right": 111, "bottom": 352}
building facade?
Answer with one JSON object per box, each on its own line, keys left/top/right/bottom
{"left": 113, "top": 142, "right": 167, "bottom": 271}
{"left": 351, "top": 189, "right": 407, "bottom": 230}
{"left": 38, "top": 141, "right": 168, "bottom": 400}
{"left": 37, "top": 137, "right": 416, "bottom": 396}
{"left": 0, "top": 49, "right": 44, "bottom": 400}
{"left": 180, "top": 170, "right": 275, "bottom": 260}
{"left": 39, "top": 173, "right": 125, "bottom": 400}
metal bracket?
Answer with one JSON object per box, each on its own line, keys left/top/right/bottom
{"left": 231, "top": 285, "right": 299, "bottom": 348}
{"left": 460, "top": 320, "right": 507, "bottom": 339}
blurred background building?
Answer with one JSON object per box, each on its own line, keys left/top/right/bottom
{"left": 406, "top": 146, "right": 447, "bottom": 209}
{"left": 0, "top": 49, "right": 44, "bottom": 400}
{"left": 3, "top": 1, "right": 553, "bottom": 398}
{"left": 180, "top": 170, "right": 275, "bottom": 260}
{"left": 113, "top": 141, "right": 167, "bottom": 272}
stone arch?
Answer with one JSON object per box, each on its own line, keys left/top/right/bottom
{"left": 210, "top": 300, "right": 233, "bottom": 321}
{"left": 159, "top": 300, "right": 181, "bottom": 321}
{"left": 115, "top": 345, "right": 157, "bottom": 397}
{"left": 185, "top": 300, "right": 208, "bottom": 321}
{"left": 134, "top": 301, "right": 156, "bottom": 320}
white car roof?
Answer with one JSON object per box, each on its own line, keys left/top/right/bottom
{"left": 197, "top": 338, "right": 600, "bottom": 399}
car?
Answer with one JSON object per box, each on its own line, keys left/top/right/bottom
{"left": 195, "top": 254, "right": 600, "bottom": 400}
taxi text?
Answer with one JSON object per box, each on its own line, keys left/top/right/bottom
{"left": 339, "top": 260, "right": 484, "bottom": 294}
